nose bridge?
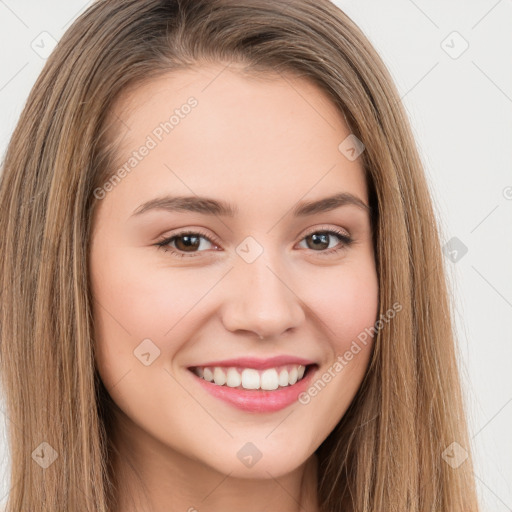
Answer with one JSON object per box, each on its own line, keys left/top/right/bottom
{"left": 222, "top": 247, "right": 305, "bottom": 338}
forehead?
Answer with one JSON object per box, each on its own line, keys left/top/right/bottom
{"left": 102, "top": 64, "right": 368, "bottom": 215}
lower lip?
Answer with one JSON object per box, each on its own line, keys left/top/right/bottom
{"left": 189, "top": 365, "right": 318, "bottom": 413}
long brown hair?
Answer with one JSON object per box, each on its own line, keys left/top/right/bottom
{"left": 0, "top": 0, "right": 480, "bottom": 510}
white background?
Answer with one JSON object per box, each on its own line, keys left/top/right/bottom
{"left": 0, "top": 1, "right": 511, "bottom": 510}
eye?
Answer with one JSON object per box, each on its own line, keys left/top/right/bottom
{"left": 155, "top": 228, "right": 219, "bottom": 258}
{"left": 155, "top": 225, "right": 354, "bottom": 258}
{"left": 296, "top": 226, "right": 354, "bottom": 256}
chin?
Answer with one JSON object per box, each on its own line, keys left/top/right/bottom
{"left": 199, "top": 436, "right": 312, "bottom": 479}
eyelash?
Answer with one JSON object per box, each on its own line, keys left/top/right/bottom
{"left": 155, "top": 226, "right": 354, "bottom": 259}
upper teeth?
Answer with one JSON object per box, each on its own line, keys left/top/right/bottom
{"left": 193, "top": 364, "right": 307, "bottom": 390}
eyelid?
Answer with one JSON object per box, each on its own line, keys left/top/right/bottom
{"left": 298, "top": 224, "right": 351, "bottom": 240}
{"left": 157, "top": 227, "right": 221, "bottom": 246}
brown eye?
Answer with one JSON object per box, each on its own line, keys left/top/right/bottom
{"left": 304, "top": 232, "right": 331, "bottom": 250}
{"left": 173, "top": 234, "right": 203, "bottom": 252}
{"left": 297, "top": 228, "right": 354, "bottom": 255}
{"left": 156, "top": 230, "right": 218, "bottom": 258}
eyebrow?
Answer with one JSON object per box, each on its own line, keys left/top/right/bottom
{"left": 131, "top": 192, "right": 371, "bottom": 218}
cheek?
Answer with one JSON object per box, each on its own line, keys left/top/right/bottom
{"left": 290, "top": 280, "right": 378, "bottom": 450}
{"left": 89, "top": 250, "right": 195, "bottom": 436}
{"left": 306, "top": 260, "right": 379, "bottom": 353}
{"left": 91, "top": 247, "right": 212, "bottom": 341}
{"left": 90, "top": 245, "right": 221, "bottom": 395}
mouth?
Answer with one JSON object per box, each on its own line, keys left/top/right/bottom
{"left": 186, "top": 360, "right": 319, "bottom": 413}
{"left": 189, "top": 363, "right": 313, "bottom": 390}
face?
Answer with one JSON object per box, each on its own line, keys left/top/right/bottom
{"left": 89, "top": 64, "right": 379, "bottom": 480}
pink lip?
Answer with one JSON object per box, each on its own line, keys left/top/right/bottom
{"left": 188, "top": 363, "right": 318, "bottom": 413}
{"left": 189, "top": 355, "right": 315, "bottom": 370}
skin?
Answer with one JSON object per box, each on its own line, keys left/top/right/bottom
{"left": 89, "top": 63, "right": 379, "bottom": 512}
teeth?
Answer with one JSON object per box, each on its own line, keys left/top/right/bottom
{"left": 213, "top": 367, "right": 226, "bottom": 386}
{"left": 241, "top": 369, "right": 260, "bottom": 389}
{"left": 288, "top": 366, "right": 298, "bottom": 385}
{"left": 226, "top": 368, "right": 241, "bottom": 388}
{"left": 261, "top": 369, "right": 279, "bottom": 390}
{"left": 193, "top": 364, "right": 308, "bottom": 390}
{"left": 278, "top": 369, "right": 289, "bottom": 387}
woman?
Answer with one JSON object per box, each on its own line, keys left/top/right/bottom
{"left": 0, "top": 0, "right": 480, "bottom": 510}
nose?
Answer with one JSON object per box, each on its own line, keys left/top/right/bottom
{"left": 221, "top": 254, "right": 305, "bottom": 339}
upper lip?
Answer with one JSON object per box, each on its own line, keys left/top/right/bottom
{"left": 189, "top": 355, "right": 316, "bottom": 370}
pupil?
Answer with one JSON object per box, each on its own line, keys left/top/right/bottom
{"left": 309, "top": 233, "right": 329, "bottom": 250}
{"left": 176, "top": 235, "right": 200, "bottom": 251}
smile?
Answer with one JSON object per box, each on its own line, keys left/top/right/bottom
{"left": 191, "top": 364, "right": 307, "bottom": 390}
{"left": 187, "top": 360, "right": 318, "bottom": 413}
